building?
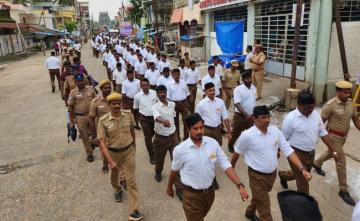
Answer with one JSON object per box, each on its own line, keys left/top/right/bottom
{"left": 143, "top": 0, "right": 173, "bottom": 29}
{"left": 98, "top": 11, "right": 111, "bottom": 27}
{"left": 77, "top": 1, "right": 90, "bottom": 35}
{"left": 55, "top": 6, "right": 76, "bottom": 30}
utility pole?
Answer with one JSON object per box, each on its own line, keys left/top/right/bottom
{"left": 290, "top": 0, "right": 303, "bottom": 89}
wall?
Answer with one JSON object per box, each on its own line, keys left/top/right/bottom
{"left": 0, "top": 34, "right": 24, "bottom": 57}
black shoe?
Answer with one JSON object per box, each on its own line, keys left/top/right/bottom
{"left": 134, "top": 125, "right": 141, "bottom": 130}
{"left": 313, "top": 165, "right": 326, "bottom": 176}
{"left": 120, "top": 180, "right": 127, "bottom": 190}
{"left": 114, "top": 191, "right": 123, "bottom": 202}
{"left": 51, "top": 86, "right": 55, "bottom": 93}
{"left": 213, "top": 178, "right": 219, "bottom": 190}
{"left": 128, "top": 210, "right": 144, "bottom": 221}
{"left": 338, "top": 191, "right": 356, "bottom": 206}
{"left": 245, "top": 213, "right": 260, "bottom": 221}
{"left": 278, "top": 172, "right": 288, "bottom": 189}
{"left": 228, "top": 145, "right": 234, "bottom": 153}
{"left": 175, "top": 189, "right": 183, "bottom": 201}
{"left": 155, "top": 173, "right": 162, "bottom": 182}
{"left": 149, "top": 155, "right": 155, "bottom": 165}
{"left": 86, "top": 155, "right": 94, "bottom": 162}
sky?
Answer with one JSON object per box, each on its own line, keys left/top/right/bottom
{"left": 87, "top": 0, "right": 129, "bottom": 22}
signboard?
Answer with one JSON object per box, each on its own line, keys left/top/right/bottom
{"left": 119, "top": 22, "right": 133, "bottom": 37}
{"left": 291, "top": 4, "right": 304, "bottom": 28}
{"left": 199, "top": 0, "right": 244, "bottom": 10}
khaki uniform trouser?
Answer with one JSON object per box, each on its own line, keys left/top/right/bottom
{"left": 224, "top": 87, "right": 235, "bottom": 109}
{"left": 187, "top": 84, "right": 197, "bottom": 113}
{"left": 314, "top": 134, "right": 348, "bottom": 192}
{"left": 75, "top": 116, "right": 93, "bottom": 155}
{"left": 278, "top": 148, "right": 314, "bottom": 194}
{"left": 246, "top": 167, "right": 277, "bottom": 221}
{"left": 252, "top": 70, "right": 264, "bottom": 98}
{"left": 174, "top": 100, "right": 190, "bottom": 139}
{"left": 138, "top": 113, "right": 155, "bottom": 158}
{"left": 182, "top": 188, "right": 215, "bottom": 221}
{"left": 228, "top": 113, "right": 253, "bottom": 148}
{"left": 204, "top": 126, "right": 222, "bottom": 146}
{"left": 49, "top": 69, "right": 61, "bottom": 89}
{"left": 109, "top": 145, "right": 139, "bottom": 212}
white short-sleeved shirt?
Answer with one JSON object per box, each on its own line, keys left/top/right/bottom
{"left": 122, "top": 79, "right": 140, "bottom": 98}
{"left": 156, "top": 76, "right": 174, "bottom": 90}
{"left": 171, "top": 136, "right": 232, "bottom": 189}
{"left": 134, "top": 61, "right": 148, "bottom": 76}
{"left": 158, "top": 60, "right": 171, "bottom": 73}
{"left": 112, "top": 69, "right": 127, "bottom": 85}
{"left": 45, "top": 56, "right": 60, "bottom": 69}
{"left": 147, "top": 53, "right": 157, "bottom": 63}
{"left": 109, "top": 58, "right": 126, "bottom": 72}
{"left": 233, "top": 84, "right": 257, "bottom": 115}
{"left": 133, "top": 90, "right": 158, "bottom": 116}
{"left": 167, "top": 80, "right": 190, "bottom": 101}
{"left": 195, "top": 97, "right": 228, "bottom": 127}
{"left": 282, "top": 109, "right": 328, "bottom": 151}
{"left": 213, "top": 63, "right": 224, "bottom": 77}
{"left": 145, "top": 69, "right": 161, "bottom": 86}
{"left": 244, "top": 52, "right": 253, "bottom": 70}
{"left": 185, "top": 68, "right": 201, "bottom": 84}
{"left": 179, "top": 66, "right": 188, "bottom": 80}
{"left": 201, "top": 74, "right": 222, "bottom": 96}
{"left": 235, "top": 125, "right": 294, "bottom": 173}
{"left": 127, "top": 54, "right": 137, "bottom": 67}
{"left": 152, "top": 100, "right": 176, "bottom": 136}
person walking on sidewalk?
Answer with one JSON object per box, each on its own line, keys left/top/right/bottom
{"left": 313, "top": 81, "right": 360, "bottom": 206}
{"left": 167, "top": 113, "right": 249, "bottom": 221}
{"left": 97, "top": 93, "right": 144, "bottom": 221}
{"left": 250, "top": 44, "right": 266, "bottom": 101}
{"left": 45, "top": 51, "right": 61, "bottom": 93}
{"left": 222, "top": 60, "right": 241, "bottom": 109}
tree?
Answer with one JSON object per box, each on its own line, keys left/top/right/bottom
{"left": 65, "top": 21, "right": 78, "bottom": 32}
{"left": 128, "top": 0, "right": 143, "bottom": 26}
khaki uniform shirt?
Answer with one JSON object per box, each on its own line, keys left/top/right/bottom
{"left": 251, "top": 52, "right": 266, "bottom": 71}
{"left": 222, "top": 69, "right": 240, "bottom": 89}
{"left": 68, "top": 86, "right": 96, "bottom": 113}
{"left": 63, "top": 75, "right": 91, "bottom": 97}
{"left": 97, "top": 111, "right": 135, "bottom": 148}
{"left": 89, "top": 95, "right": 110, "bottom": 119}
{"left": 321, "top": 96, "right": 356, "bottom": 134}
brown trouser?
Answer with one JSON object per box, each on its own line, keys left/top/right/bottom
{"left": 224, "top": 87, "right": 235, "bottom": 109}
{"left": 174, "top": 100, "right": 190, "bottom": 139}
{"left": 187, "top": 84, "right": 197, "bottom": 113}
{"left": 49, "top": 69, "right": 61, "bottom": 89}
{"left": 109, "top": 145, "right": 139, "bottom": 212}
{"left": 153, "top": 132, "right": 179, "bottom": 174}
{"left": 115, "top": 84, "right": 122, "bottom": 94}
{"left": 228, "top": 113, "right": 253, "bottom": 148}
{"left": 246, "top": 167, "right": 276, "bottom": 221}
{"left": 123, "top": 97, "right": 139, "bottom": 126}
{"left": 252, "top": 69, "right": 264, "bottom": 98}
{"left": 204, "top": 125, "right": 222, "bottom": 146}
{"left": 138, "top": 113, "right": 155, "bottom": 158}
{"left": 183, "top": 187, "right": 215, "bottom": 221}
{"left": 75, "top": 115, "right": 93, "bottom": 155}
{"left": 314, "top": 134, "right": 348, "bottom": 192}
{"left": 106, "top": 67, "right": 112, "bottom": 80}
{"left": 278, "top": 147, "right": 314, "bottom": 194}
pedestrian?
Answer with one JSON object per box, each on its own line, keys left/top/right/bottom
{"left": 184, "top": 52, "right": 190, "bottom": 68}
{"left": 178, "top": 59, "right": 188, "bottom": 81}
{"left": 144, "top": 62, "right": 160, "bottom": 91}
{"left": 231, "top": 105, "right": 312, "bottom": 221}
{"left": 53, "top": 41, "right": 60, "bottom": 56}
{"left": 250, "top": 44, "right": 266, "bottom": 100}
{"left": 167, "top": 68, "right": 190, "bottom": 140}
{"left": 133, "top": 78, "right": 158, "bottom": 164}
{"left": 44, "top": 51, "right": 61, "bottom": 93}
{"left": 134, "top": 54, "right": 147, "bottom": 80}
{"left": 244, "top": 45, "right": 253, "bottom": 71}
{"left": 158, "top": 54, "right": 171, "bottom": 74}
{"left": 68, "top": 74, "right": 97, "bottom": 162}
{"left": 167, "top": 113, "right": 249, "bottom": 221}
{"left": 222, "top": 60, "right": 241, "bottom": 109}
{"left": 278, "top": 92, "right": 338, "bottom": 194}
{"left": 59, "top": 61, "right": 72, "bottom": 99}
{"left": 227, "top": 70, "right": 256, "bottom": 153}
{"left": 97, "top": 92, "right": 144, "bottom": 221}
{"left": 202, "top": 65, "right": 222, "bottom": 98}
{"left": 40, "top": 40, "right": 46, "bottom": 56}
{"left": 184, "top": 60, "right": 201, "bottom": 113}
{"left": 112, "top": 62, "right": 127, "bottom": 93}
{"left": 122, "top": 69, "right": 141, "bottom": 130}
{"left": 156, "top": 67, "right": 174, "bottom": 90}
{"left": 313, "top": 80, "right": 360, "bottom": 206}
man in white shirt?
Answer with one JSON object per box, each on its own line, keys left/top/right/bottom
{"left": 244, "top": 45, "right": 253, "bottom": 71}
{"left": 185, "top": 60, "right": 201, "bottom": 113}
{"left": 231, "top": 105, "right": 312, "bottom": 221}
{"left": 122, "top": 69, "right": 141, "bottom": 130}
{"left": 228, "top": 70, "right": 256, "bottom": 153}
{"left": 167, "top": 68, "right": 190, "bottom": 140}
{"left": 134, "top": 54, "right": 148, "bottom": 79}
{"left": 167, "top": 113, "right": 249, "bottom": 221}
{"left": 201, "top": 65, "right": 222, "bottom": 97}
{"left": 133, "top": 78, "right": 158, "bottom": 164}
{"left": 45, "top": 51, "right": 61, "bottom": 93}
{"left": 158, "top": 54, "right": 171, "bottom": 74}
{"left": 156, "top": 67, "right": 174, "bottom": 90}
{"left": 178, "top": 59, "right": 188, "bottom": 81}
{"left": 144, "top": 62, "right": 160, "bottom": 90}
{"left": 278, "top": 92, "right": 337, "bottom": 194}
{"left": 211, "top": 56, "right": 224, "bottom": 78}
{"left": 112, "top": 62, "right": 127, "bottom": 93}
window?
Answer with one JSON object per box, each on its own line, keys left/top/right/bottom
{"left": 336, "top": 0, "right": 360, "bottom": 22}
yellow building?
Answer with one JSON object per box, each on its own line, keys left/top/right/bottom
{"left": 55, "top": 6, "right": 76, "bottom": 29}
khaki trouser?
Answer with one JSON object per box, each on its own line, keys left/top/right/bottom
{"left": 204, "top": 126, "right": 222, "bottom": 146}
{"left": 138, "top": 113, "right": 155, "bottom": 158}
{"left": 224, "top": 87, "right": 235, "bottom": 109}
{"left": 252, "top": 70, "right": 264, "bottom": 98}
{"left": 174, "top": 100, "right": 190, "bottom": 139}
{"left": 314, "top": 134, "right": 348, "bottom": 192}
{"left": 246, "top": 167, "right": 277, "bottom": 221}
{"left": 187, "top": 84, "right": 197, "bottom": 113}
{"left": 278, "top": 148, "right": 314, "bottom": 194}
{"left": 49, "top": 69, "right": 61, "bottom": 89}
{"left": 115, "top": 84, "right": 122, "bottom": 94}
{"left": 182, "top": 188, "right": 215, "bottom": 221}
{"left": 75, "top": 116, "right": 93, "bottom": 155}
{"left": 109, "top": 145, "right": 139, "bottom": 212}
{"left": 228, "top": 113, "right": 253, "bottom": 148}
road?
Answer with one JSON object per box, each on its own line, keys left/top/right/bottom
{"left": 0, "top": 45, "right": 357, "bottom": 221}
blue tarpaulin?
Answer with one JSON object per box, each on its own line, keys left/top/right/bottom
{"left": 180, "top": 35, "right": 195, "bottom": 41}
{"left": 215, "top": 21, "right": 244, "bottom": 54}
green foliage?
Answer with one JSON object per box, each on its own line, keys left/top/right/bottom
{"left": 65, "top": 21, "right": 78, "bottom": 32}
{"left": 128, "top": 0, "right": 143, "bottom": 25}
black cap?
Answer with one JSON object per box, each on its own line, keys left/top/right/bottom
{"left": 185, "top": 113, "right": 204, "bottom": 128}
{"left": 253, "top": 105, "right": 270, "bottom": 116}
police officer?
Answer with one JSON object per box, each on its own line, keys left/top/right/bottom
{"left": 68, "top": 74, "right": 96, "bottom": 162}
{"left": 63, "top": 65, "right": 91, "bottom": 107}
{"left": 313, "top": 80, "right": 360, "bottom": 206}
{"left": 250, "top": 44, "right": 266, "bottom": 101}
{"left": 98, "top": 92, "right": 144, "bottom": 221}
{"left": 222, "top": 60, "right": 241, "bottom": 109}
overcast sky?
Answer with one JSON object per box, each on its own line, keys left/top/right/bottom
{"left": 88, "top": 0, "right": 129, "bottom": 22}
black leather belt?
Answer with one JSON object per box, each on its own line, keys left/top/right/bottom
{"left": 171, "top": 99, "right": 187, "bottom": 104}
{"left": 292, "top": 146, "right": 315, "bottom": 156}
{"left": 139, "top": 113, "right": 153, "bottom": 119}
{"left": 204, "top": 125, "right": 221, "bottom": 130}
{"left": 249, "top": 167, "right": 276, "bottom": 176}
{"left": 75, "top": 112, "right": 88, "bottom": 116}
{"left": 187, "top": 84, "right": 196, "bottom": 86}
{"left": 108, "top": 143, "right": 132, "bottom": 153}
{"left": 155, "top": 132, "right": 176, "bottom": 138}
{"left": 184, "top": 184, "right": 214, "bottom": 193}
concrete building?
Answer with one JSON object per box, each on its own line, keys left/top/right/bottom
{"left": 98, "top": 11, "right": 111, "bottom": 27}
{"left": 77, "top": 1, "right": 90, "bottom": 35}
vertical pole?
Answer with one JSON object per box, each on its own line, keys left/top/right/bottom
{"left": 333, "top": 0, "right": 350, "bottom": 81}
{"left": 290, "top": 0, "right": 303, "bottom": 89}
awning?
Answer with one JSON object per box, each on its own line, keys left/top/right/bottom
{"left": 33, "top": 32, "right": 54, "bottom": 39}
{"left": 170, "top": 8, "right": 183, "bottom": 24}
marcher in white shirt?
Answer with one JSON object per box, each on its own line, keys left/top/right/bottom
{"left": 228, "top": 70, "right": 256, "bottom": 153}
{"left": 122, "top": 69, "right": 141, "bottom": 129}
{"left": 178, "top": 59, "right": 188, "bottom": 80}
{"left": 133, "top": 78, "right": 158, "bottom": 164}
{"left": 167, "top": 68, "right": 190, "bottom": 140}
{"left": 144, "top": 62, "right": 161, "bottom": 90}
{"left": 44, "top": 51, "right": 61, "bottom": 93}
{"left": 201, "top": 65, "right": 222, "bottom": 97}
{"left": 211, "top": 56, "right": 224, "bottom": 78}
{"left": 278, "top": 92, "right": 337, "bottom": 194}
{"left": 184, "top": 60, "right": 201, "bottom": 113}
{"left": 112, "top": 62, "right": 127, "bottom": 93}
{"left": 134, "top": 54, "right": 148, "bottom": 79}
{"left": 244, "top": 45, "right": 254, "bottom": 71}
{"left": 167, "top": 113, "right": 248, "bottom": 221}
{"left": 231, "top": 105, "right": 312, "bottom": 221}
{"left": 158, "top": 54, "right": 171, "bottom": 73}
{"left": 147, "top": 49, "right": 157, "bottom": 64}
{"left": 109, "top": 53, "right": 126, "bottom": 72}
{"left": 156, "top": 67, "right": 174, "bottom": 90}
